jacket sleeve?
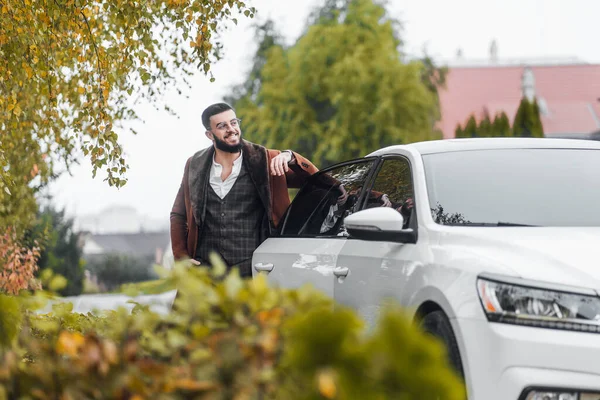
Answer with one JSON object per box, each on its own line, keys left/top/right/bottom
{"left": 285, "top": 150, "right": 319, "bottom": 188}
{"left": 170, "top": 160, "right": 190, "bottom": 260}
{"left": 368, "top": 190, "right": 385, "bottom": 200}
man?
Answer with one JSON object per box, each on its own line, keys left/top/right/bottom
{"left": 170, "top": 102, "right": 318, "bottom": 277}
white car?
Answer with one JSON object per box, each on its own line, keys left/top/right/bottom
{"left": 252, "top": 138, "right": 600, "bottom": 400}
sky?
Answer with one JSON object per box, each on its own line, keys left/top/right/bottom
{"left": 48, "top": 0, "right": 600, "bottom": 228}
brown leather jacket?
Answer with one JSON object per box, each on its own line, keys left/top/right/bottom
{"left": 169, "top": 140, "right": 318, "bottom": 261}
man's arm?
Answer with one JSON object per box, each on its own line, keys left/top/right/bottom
{"left": 170, "top": 161, "right": 190, "bottom": 261}
{"left": 283, "top": 150, "right": 318, "bottom": 188}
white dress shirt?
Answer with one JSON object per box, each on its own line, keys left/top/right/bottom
{"left": 209, "top": 153, "right": 243, "bottom": 199}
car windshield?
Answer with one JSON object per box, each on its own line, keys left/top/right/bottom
{"left": 422, "top": 148, "right": 600, "bottom": 227}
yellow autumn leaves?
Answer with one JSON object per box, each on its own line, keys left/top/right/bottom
{"left": 56, "top": 331, "right": 120, "bottom": 375}
{"left": 318, "top": 368, "right": 338, "bottom": 399}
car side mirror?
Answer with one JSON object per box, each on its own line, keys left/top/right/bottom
{"left": 345, "top": 207, "right": 417, "bottom": 244}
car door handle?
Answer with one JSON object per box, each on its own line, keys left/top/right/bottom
{"left": 254, "top": 262, "right": 274, "bottom": 272}
{"left": 333, "top": 267, "right": 349, "bottom": 277}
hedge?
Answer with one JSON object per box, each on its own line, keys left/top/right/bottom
{"left": 0, "top": 256, "right": 465, "bottom": 399}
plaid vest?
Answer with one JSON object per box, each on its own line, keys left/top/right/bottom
{"left": 195, "top": 165, "right": 265, "bottom": 276}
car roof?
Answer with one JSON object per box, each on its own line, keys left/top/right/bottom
{"left": 368, "top": 137, "right": 600, "bottom": 156}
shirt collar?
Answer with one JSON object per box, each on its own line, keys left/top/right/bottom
{"left": 212, "top": 151, "right": 243, "bottom": 167}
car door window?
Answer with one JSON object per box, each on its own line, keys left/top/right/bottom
{"left": 364, "top": 157, "right": 415, "bottom": 228}
{"left": 281, "top": 160, "right": 376, "bottom": 237}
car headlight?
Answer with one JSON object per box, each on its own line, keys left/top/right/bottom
{"left": 477, "top": 278, "right": 600, "bottom": 333}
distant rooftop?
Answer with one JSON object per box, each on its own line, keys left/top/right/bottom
{"left": 440, "top": 56, "right": 588, "bottom": 68}
{"left": 82, "top": 230, "right": 170, "bottom": 259}
{"left": 75, "top": 204, "right": 168, "bottom": 234}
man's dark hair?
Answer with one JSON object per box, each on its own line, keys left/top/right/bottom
{"left": 202, "top": 102, "right": 234, "bottom": 130}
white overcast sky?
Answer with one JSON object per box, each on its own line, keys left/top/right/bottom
{"left": 48, "top": 0, "right": 600, "bottom": 225}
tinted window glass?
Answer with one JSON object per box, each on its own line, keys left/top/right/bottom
{"left": 423, "top": 149, "right": 600, "bottom": 226}
{"left": 366, "top": 158, "right": 415, "bottom": 228}
{"left": 282, "top": 160, "right": 376, "bottom": 236}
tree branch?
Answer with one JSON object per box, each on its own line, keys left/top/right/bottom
{"left": 80, "top": 9, "right": 103, "bottom": 81}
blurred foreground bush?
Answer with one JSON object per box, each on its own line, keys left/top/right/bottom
{"left": 0, "top": 257, "right": 464, "bottom": 399}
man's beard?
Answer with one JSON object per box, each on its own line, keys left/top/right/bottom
{"left": 213, "top": 132, "right": 242, "bottom": 153}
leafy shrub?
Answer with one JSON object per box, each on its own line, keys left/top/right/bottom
{"left": 0, "top": 257, "right": 464, "bottom": 399}
{"left": 0, "top": 229, "right": 40, "bottom": 295}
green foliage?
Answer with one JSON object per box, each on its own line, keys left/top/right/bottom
{"left": 454, "top": 123, "right": 464, "bottom": 139}
{"left": 0, "top": 141, "right": 48, "bottom": 231}
{"left": 0, "top": 258, "right": 465, "bottom": 399}
{"left": 0, "top": 294, "right": 21, "bottom": 348}
{"left": 120, "top": 277, "right": 174, "bottom": 296}
{"left": 86, "top": 254, "right": 159, "bottom": 292}
{"left": 27, "top": 205, "right": 84, "bottom": 296}
{"left": 512, "top": 98, "right": 528, "bottom": 137}
{"left": 512, "top": 97, "right": 544, "bottom": 137}
{"left": 477, "top": 112, "right": 492, "bottom": 138}
{"left": 462, "top": 115, "right": 478, "bottom": 138}
{"left": 0, "top": 0, "right": 255, "bottom": 233}
{"left": 455, "top": 110, "right": 516, "bottom": 138}
{"left": 492, "top": 111, "right": 511, "bottom": 137}
{"left": 280, "top": 304, "right": 461, "bottom": 399}
{"left": 231, "top": 0, "right": 443, "bottom": 167}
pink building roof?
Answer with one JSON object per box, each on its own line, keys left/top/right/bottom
{"left": 438, "top": 64, "right": 600, "bottom": 138}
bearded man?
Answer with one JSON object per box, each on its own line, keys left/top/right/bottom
{"left": 170, "top": 102, "right": 318, "bottom": 277}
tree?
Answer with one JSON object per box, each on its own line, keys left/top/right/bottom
{"left": 0, "top": 0, "right": 255, "bottom": 233}
{"left": 463, "top": 115, "right": 478, "bottom": 138}
{"left": 0, "top": 139, "right": 49, "bottom": 232}
{"left": 28, "top": 205, "right": 84, "bottom": 296}
{"left": 231, "top": 0, "right": 443, "bottom": 167}
{"left": 512, "top": 97, "right": 544, "bottom": 137}
{"left": 478, "top": 111, "right": 492, "bottom": 137}
{"left": 512, "top": 98, "right": 528, "bottom": 137}
{"left": 454, "top": 123, "right": 464, "bottom": 139}
{"left": 492, "top": 111, "right": 511, "bottom": 137}
{"left": 303, "top": 0, "right": 448, "bottom": 126}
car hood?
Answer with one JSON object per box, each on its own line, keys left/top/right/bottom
{"left": 438, "top": 227, "right": 600, "bottom": 291}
